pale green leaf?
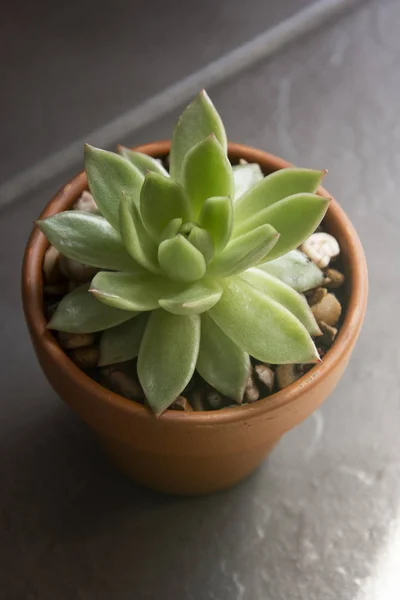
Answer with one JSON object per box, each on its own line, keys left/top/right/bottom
{"left": 169, "top": 90, "right": 227, "bottom": 182}
{"left": 84, "top": 144, "right": 144, "bottom": 229}
{"left": 198, "top": 196, "right": 233, "bottom": 253}
{"left": 37, "top": 212, "right": 140, "bottom": 272}
{"left": 98, "top": 313, "right": 149, "bottom": 366}
{"left": 241, "top": 268, "right": 321, "bottom": 335}
{"left": 118, "top": 146, "right": 169, "bottom": 177}
{"left": 47, "top": 283, "right": 135, "bottom": 333}
{"left": 158, "top": 234, "right": 206, "bottom": 282}
{"left": 160, "top": 218, "right": 183, "bottom": 242}
{"left": 140, "top": 172, "right": 192, "bottom": 241}
{"left": 234, "top": 167, "right": 326, "bottom": 224}
{"left": 159, "top": 279, "right": 222, "bottom": 315}
{"left": 182, "top": 135, "right": 233, "bottom": 217}
{"left": 188, "top": 226, "right": 214, "bottom": 263}
{"left": 259, "top": 249, "right": 324, "bottom": 292}
{"left": 232, "top": 163, "right": 264, "bottom": 200}
{"left": 207, "top": 224, "right": 279, "bottom": 277}
{"left": 209, "top": 278, "right": 319, "bottom": 364}
{"left": 197, "top": 313, "right": 250, "bottom": 403}
{"left": 119, "top": 196, "right": 161, "bottom": 274}
{"left": 90, "top": 271, "right": 173, "bottom": 311}
{"left": 138, "top": 311, "right": 200, "bottom": 415}
{"left": 235, "top": 193, "right": 330, "bottom": 261}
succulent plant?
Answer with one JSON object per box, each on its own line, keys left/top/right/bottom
{"left": 38, "top": 90, "right": 329, "bottom": 415}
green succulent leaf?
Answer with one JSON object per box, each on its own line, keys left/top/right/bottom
{"left": 234, "top": 168, "right": 325, "bottom": 224}
{"left": 197, "top": 313, "right": 250, "bottom": 403}
{"left": 160, "top": 218, "right": 183, "bottom": 242}
{"left": 159, "top": 279, "right": 222, "bottom": 315}
{"left": 207, "top": 224, "right": 279, "bottom": 277}
{"left": 241, "top": 268, "right": 321, "bottom": 335}
{"left": 182, "top": 135, "right": 234, "bottom": 217}
{"left": 235, "top": 193, "right": 330, "bottom": 261}
{"left": 119, "top": 196, "right": 161, "bottom": 274}
{"left": 158, "top": 234, "right": 206, "bottom": 282}
{"left": 232, "top": 163, "right": 264, "bottom": 200}
{"left": 259, "top": 249, "right": 324, "bottom": 292}
{"left": 48, "top": 283, "right": 135, "bottom": 333}
{"left": 140, "top": 172, "right": 192, "bottom": 241}
{"left": 209, "top": 278, "right": 320, "bottom": 364}
{"left": 198, "top": 196, "right": 233, "bottom": 253}
{"left": 37, "top": 212, "right": 140, "bottom": 272}
{"left": 90, "top": 272, "right": 172, "bottom": 311}
{"left": 170, "top": 90, "right": 227, "bottom": 182}
{"left": 188, "top": 226, "right": 214, "bottom": 263}
{"left": 84, "top": 145, "right": 144, "bottom": 229}
{"left": 138, "top": 311, "right": 201, "bottom": 415}
{"left": 118, "top": 146, "right": 169, "bottom": 177}
{"left": 98, "top": 312, "right": 149, "bottom": 366}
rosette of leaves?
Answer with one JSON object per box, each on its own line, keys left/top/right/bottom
{"left": 38, "top": 90, "right": 329, "bottom": 415}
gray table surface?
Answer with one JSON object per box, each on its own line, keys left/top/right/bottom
{"left": 0, "top": 0, "right": 312, "bottom": 184}
{"left": 1, "top": 0, "right": 399, "bottom": 598}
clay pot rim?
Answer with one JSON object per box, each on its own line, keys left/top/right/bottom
{"left": 22, "top": 141, "right": 368, "bottom": 425}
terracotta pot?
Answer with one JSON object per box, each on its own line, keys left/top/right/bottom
{"left": 22, "top": 141, "right": 368, "bottom": 496}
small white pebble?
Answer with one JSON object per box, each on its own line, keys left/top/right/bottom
{"left": 244, "top": 373, "right": 260, "bottom": 403}
{"left": 301, "top": 233, "right": 340, "bottom": 268}
{"left": 254, "top": 364, "right": 275, "bottom": 394}
{"left": 73, "top": 190, "right": 98, "bottom": 213}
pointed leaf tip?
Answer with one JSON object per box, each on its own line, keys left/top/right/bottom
{"left": 209, "top": 278, "right": 320, "bottom": 365}
{"left": 170, "top": 92, "right": 227, "bottom": 182}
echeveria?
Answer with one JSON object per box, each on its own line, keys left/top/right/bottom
{"left": 38, "top": 90, "right": 328, "bottom": 415}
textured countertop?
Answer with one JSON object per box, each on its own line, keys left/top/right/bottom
{"left": 1, "top": 0, "right": 399, "bottom": 598}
